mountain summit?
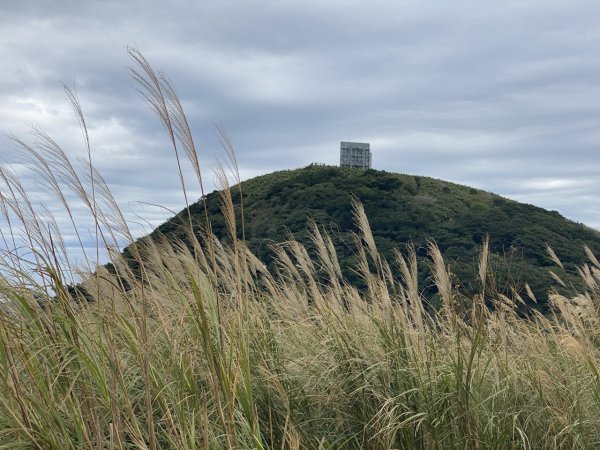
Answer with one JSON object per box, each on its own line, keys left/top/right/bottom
{"left": 146, "top": 165, "right": 599, "bottom": 310}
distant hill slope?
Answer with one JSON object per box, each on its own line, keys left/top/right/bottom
{"left": 147, "top": 165, "right": 600, "bottom": 310}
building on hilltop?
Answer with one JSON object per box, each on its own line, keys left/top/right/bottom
{"left": 340, "top": 142, "right": 371, "bottom": 169}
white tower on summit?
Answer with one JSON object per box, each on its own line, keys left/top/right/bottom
{"left": 340, "top": 142, "right": 371, "bottom": 169}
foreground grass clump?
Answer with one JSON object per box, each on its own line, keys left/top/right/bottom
{"left": 2, "top": 49, "right": 600, "bottom": 449}
{"left": 2, "top": 204, "right": 600, "bottom": 448}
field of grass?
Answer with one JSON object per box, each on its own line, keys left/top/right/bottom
{"left": 2, "top": 50, "right": 600, "bottom": 449}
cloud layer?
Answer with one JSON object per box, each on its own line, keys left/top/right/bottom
{"left": 2, "top": 0, "right": 600, "bottom": 269}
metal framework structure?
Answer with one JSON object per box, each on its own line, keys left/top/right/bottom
{"left": 340, "top": 142, "right": 371, "bottom": 169}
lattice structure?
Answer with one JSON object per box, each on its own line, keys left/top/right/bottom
{"left": 340, "top": 142, "right": 371, "bottom": 169}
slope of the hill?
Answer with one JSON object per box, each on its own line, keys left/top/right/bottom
{"left": 149, "top": 165, "right": 600, "bottom": 309}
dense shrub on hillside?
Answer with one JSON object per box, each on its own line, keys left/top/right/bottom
{"left": 151, "top": 165, "right": 600, "bottom": 310}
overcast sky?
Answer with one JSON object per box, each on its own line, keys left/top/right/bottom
{"left": 2, "top": 0, "right": 600, "bottom": 270}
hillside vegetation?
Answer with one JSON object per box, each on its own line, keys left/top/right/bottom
{"left": 152, "top": 164, "right": 600, "bottom": 311}
{"left": 4, "top": 181, "right": 600, "bottom": 448}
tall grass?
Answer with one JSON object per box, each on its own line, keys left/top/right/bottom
{"left": 1, "top": 52, "right": 600, "bottom": 449}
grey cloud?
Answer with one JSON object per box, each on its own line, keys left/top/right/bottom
{"left": 2, "top": 0, "right": 600, "bottom": 267}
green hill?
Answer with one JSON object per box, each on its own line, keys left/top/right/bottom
{"left": 144, "top": 165, "right": 600, "bottom": 310}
